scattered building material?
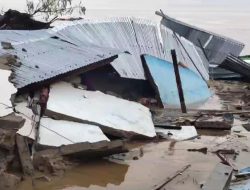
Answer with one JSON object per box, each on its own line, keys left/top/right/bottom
{"left": 45, "top": 82, "right": 156, "bottom": 138}
{"left": 0, "top": 113, "right": 25, "bottom": 130}
{"left": 202, "top": 163, "right": 233, "bottom": 190}
{"left": 154, "top": 124, "right": 182, "bottom": 130}
{"left": 33, "top": 140, "right": 128, "bottom": 172}
{"left": 187, "top": 147, "right": 208, "bottom": 154}
{"left": 142, "top": 55, "right": 211, "bottom": 108}
{"left": 15, "top": 102, "right": 37, "bottom": 140}
{"left": 156, "top": 11, "right": 244, "bottom": 67}
{"left": 195, "top": 115, "right": 233, "bottom": 130}
{"left": 212, "top": 149, "right": 238, "bottom": 155}
{"left": 0, "top": 69, "right": 16, "bottom": 117}
{"left": 215, "top": 151, "right": 238, "bottom": 171}
{"left": 38, "top": 118, "right": 110, "bottom": 147}
{"left": 152, "top": 164, "right": 191, "bottom": 190}
{"left": 0, "top": 172, "right": 21, "bottom": 190}
{"left": 0, "top": 128, "right": 16, "bottom": 151}
{"left": 230, "top": 179, "right": 250, "bottom": 190}
{"left": 235, "top": 167, "right": 250, "bottom": 178}
{"left": 0, "top": 153, "right": 15, "bottom": 173}
{"left": 242, "top": 123, "right": 250, "bottom": 131}
{"left": 33, "top": 153, "right": 73, "bottom": 175}
{"left": 16, "top": 135, "right": 34, "bottom": 176}
{"left": 220, "top": 55, "right": 250, "bottom": 79}
{"left": 156, "top": 126, "right": 198, "bottom": 141}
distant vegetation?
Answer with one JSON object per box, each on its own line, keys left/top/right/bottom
{"left": 26, "top": 0, "right": 86, "bottom": 21}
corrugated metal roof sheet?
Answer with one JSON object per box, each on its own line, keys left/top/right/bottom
{"left": 158, "top": 12, "right": 245, "bottom": 66}
{"left": 50, "top": 17, "right": 208, "bottom": 80}
{"left": 220, "top": 55, "right": 250, "bottom": 78}
{"left": 160, "top": 26, "right": 209, "bottom": 80}
{"left": 50, "top": 18, "right": 165, "bottom": 80}
{"left": 0, "top": 30, "right": 122, "bottom": 89}
{"left": 0, "top": 17, "right": 210, "bottom": 89}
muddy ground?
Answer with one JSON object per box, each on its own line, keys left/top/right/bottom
{"left": 16, "top": 80, "right": 250, "bottom": 190}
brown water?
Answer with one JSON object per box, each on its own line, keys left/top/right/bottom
{"left": 17, "top": 134, "right": 250, "bottom": 190}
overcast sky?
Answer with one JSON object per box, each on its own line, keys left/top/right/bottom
{"left": 1, "top": 0, "right": 250, "bottom": 54}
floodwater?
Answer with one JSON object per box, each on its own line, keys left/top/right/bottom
{"left": 0, "top": 0, "right": 250, "bottom": 54}
{"left": 17, "top": 141, "right": 218, "bottom": 190}
{"left": 17, "top": 130, "right": 250, "bottom": 190}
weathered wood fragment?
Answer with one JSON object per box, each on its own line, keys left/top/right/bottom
{"left": 152, "top": 164, "right": 191, "bottom": 190}
{"left": 195, "top": 116, "right": 232, "bottom": 130}
{"left": 171, "top": 50, "right": 187, "bottom": 113}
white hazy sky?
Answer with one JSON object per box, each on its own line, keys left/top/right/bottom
{"left": 1, "top": 0, "right": 250, "bottom": 54}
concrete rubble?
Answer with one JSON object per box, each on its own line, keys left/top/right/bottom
{"left": 45, "top": 82, "right": 156, "bottom": 138}
{"left": 0, "top": 8, "right": 249, "bottom": 190}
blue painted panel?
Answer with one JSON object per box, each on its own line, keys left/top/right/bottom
{"left": 144, "top": 55, "right": 211, "bottom": 108}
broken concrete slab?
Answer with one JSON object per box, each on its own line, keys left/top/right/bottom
{"left": 195, "top": 115, "right": 233, "bottom": 130}
{"left": 0, "top": 113, "right": 25, "bottom": 130}
{"left": 202, "top": 163, "right": 233, "bottom": 190}
{"left": 45, "top": 82, "right": 156, "bottom": 138}
{"left": 156, "top": 126, "right": 198, "bottom": 141}
{"left": 16, "top": 135, "right": 34, "bottom": 176}
{"left": 0, "top": 69, "right": 16, "bottom": 117}
{"left": 33, "top": 140, "right": 127, "bottom": 175}
{"left": 15, "top": 102, "right": 37, "bottom": 140}
{"left": 33, "top": 140, "right": 128, "bottom": 170}
{"left": 38, "top": 118, "right": 110, "bottom": 147}
{"left": 0, "top": 128, "right": 17, "bottom": 151}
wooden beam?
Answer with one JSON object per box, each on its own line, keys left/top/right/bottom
{"left": 171, "top": 50, "right": 187, "bottom": 113}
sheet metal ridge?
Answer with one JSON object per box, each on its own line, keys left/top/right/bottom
{"left": 156, "top": 11, "right": 245, "bottom": 48}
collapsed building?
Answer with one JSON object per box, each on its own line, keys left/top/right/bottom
{"left": 0, "top": 10, "right": 249, "bottom": 188}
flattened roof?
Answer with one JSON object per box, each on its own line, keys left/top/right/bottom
{"left": 0, "top": 30, "right": 122, "bottom": 89}
{"left": 0, "top": 17, "right": 210, "bottom": 89}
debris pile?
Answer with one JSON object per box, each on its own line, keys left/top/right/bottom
{"left": 0, "top": 9, "right": 249, "bottom": 190}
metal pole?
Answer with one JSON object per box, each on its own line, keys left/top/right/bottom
{"left": 171, "top": 49, "right": 187, "bottom": 113}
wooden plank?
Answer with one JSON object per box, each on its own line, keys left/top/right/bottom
{"left": 202, "top": 163, "right": 233, "bottom": 190}
{"left": 171, "top": 49, "right": 187, "bottom": 113}
{"left": 152, "top": 164, "right": 191, "bottom": 190}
